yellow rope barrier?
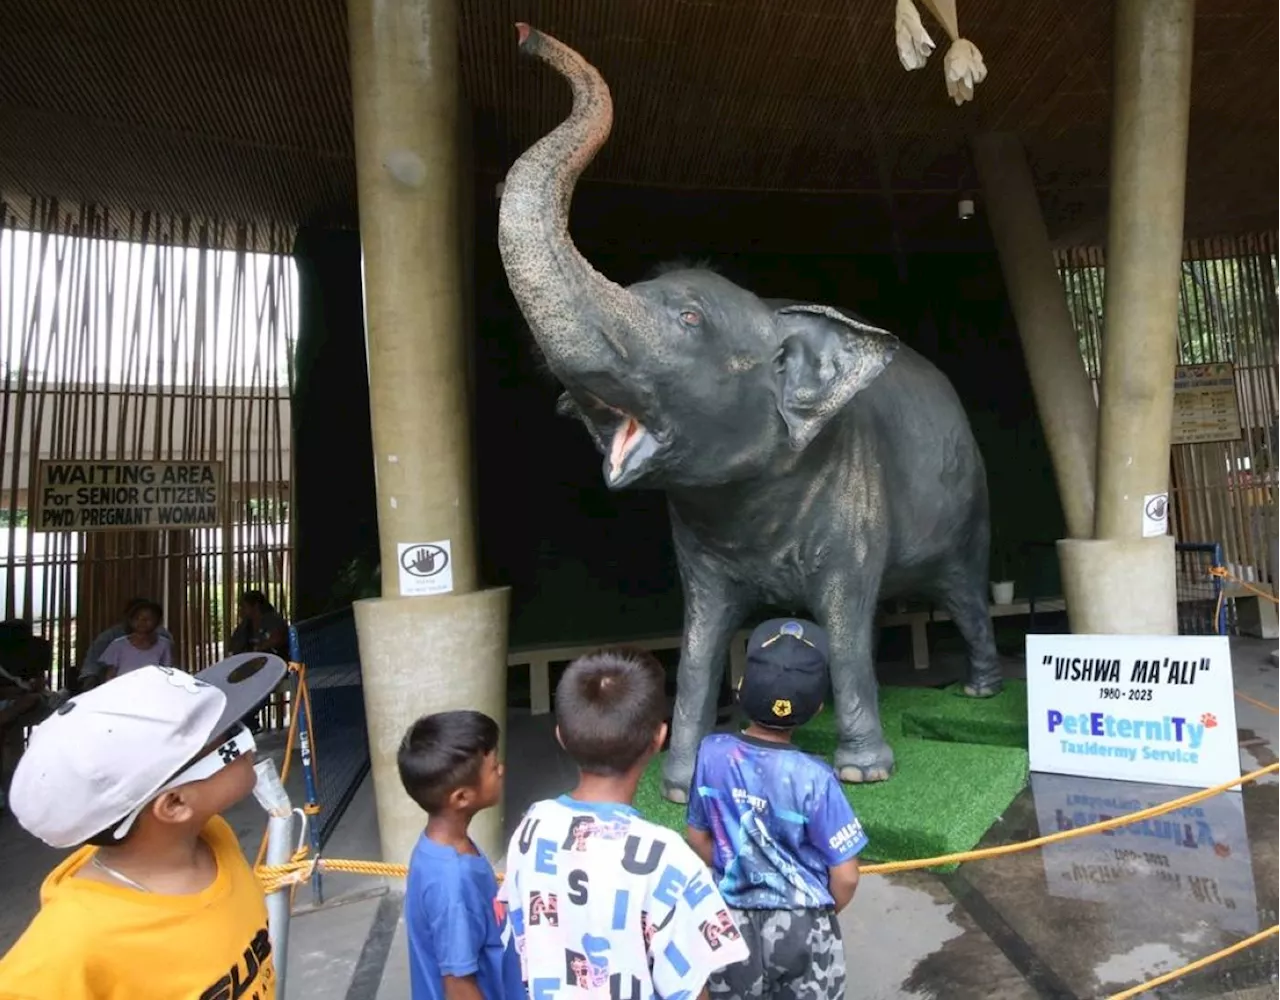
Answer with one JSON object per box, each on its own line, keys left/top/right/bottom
{"left": 1104, "top": 924, "right": 1279, "bottom": 1000}
{"left": 267, "top": 608, "right": 1277, "bottom": 991}
{"left": 1237, "top": 689, "right": 1280, "bottom": 715}
{"left": 1210, "top": 564, "right": 1280, "bottom": 604}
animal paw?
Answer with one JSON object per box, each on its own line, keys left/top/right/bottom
{"left": 1200, "top": 712, "right": 1218, "bottom": 729}
{"left": 838, "top": 763, "right": 893, "bottom": 784}
{"left": 661, "top": 782, "right": 689, "bottom": 805}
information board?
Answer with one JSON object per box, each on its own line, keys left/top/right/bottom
{"left": 1031, "top": 772, "right": 1258, "bottom": 934}
{"left": 34, "top": 460, "right": 224, "bottom": 532}
{"left": 1172, "top": 363, "right": 1242, "bottom": 445}
{"left": 1026, "top": 634, "right": 1240, "bottom": 789}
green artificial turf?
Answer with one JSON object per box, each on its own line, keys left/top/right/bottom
{"left": 634, "top": 681, "right": 1030, "bottom": 872}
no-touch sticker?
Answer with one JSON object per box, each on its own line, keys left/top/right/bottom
{"left": 397, "top": 541, "right": 454, "bottom": 596}
{"left": 1142, "top": 493, "right": 1169, "bottom": 538}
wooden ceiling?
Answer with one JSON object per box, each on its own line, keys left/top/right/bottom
{"left": 0, "top": 0, "right": 1274, "bottom": 248}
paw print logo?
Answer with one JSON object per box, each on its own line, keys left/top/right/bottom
{"left": 1200, "top": 712, "right": 1218, "bottom": 729}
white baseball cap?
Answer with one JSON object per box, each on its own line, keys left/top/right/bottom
{"left": 10, "top": 653, "right": 287, "bottom": 849}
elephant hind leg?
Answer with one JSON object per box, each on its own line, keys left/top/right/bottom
{"left": 936, "top": 563, "right": 1003, "bottom": 698}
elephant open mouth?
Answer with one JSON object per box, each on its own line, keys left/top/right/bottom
{"left": 564, "top": 391, "right": 666, "bottom": 488}
{"left": 607, "top": 413, "right": 661, "bottom": 485}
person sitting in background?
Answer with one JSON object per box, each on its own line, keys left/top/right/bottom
{"left": 227, "top": 591, "right": 289, "bottom": 660}
{"left": 99, "top": 600, "right": 173, "bottom": 681}
{"left": 79, "top": 598, "right": 174, "bottom": 691}
{"left": 227, "top": 591, "right": 290, "bottom": 734}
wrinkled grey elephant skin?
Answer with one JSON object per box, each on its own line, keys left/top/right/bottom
{"left": 497, "top": 25, "right": 1003, "bottom": 802}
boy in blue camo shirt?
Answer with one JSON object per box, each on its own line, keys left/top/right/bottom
{"left": 685, "top": 619, "right": 866, "bottom": 1000}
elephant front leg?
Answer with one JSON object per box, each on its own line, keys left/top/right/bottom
{"left": 661, "top": 586, "right": 748, "bottom": 804}
{"left": 819, "top": 584, "right": 895, "bottom": 784}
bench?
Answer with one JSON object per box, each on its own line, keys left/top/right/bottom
{"left": 506, "top": 598, "right": 1064, "bottom": 714}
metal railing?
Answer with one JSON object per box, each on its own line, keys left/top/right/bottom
{"left": 288, "top": 606, "right": 369, "bottom": 903}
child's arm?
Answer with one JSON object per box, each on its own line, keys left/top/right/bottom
{"left": 827, "top": 857, "right": 860, "bottom": 913}
{"left": 806, "top": 772, "right": 868, "bottom": 912}
{"left": 685, "top": 826, "right": 714, "bottom": 867}
{"left": 683, "top": 743, "right": 715, "bottom": 868}
{"left": 443, "top": 975, "right": 486, "bottom": 1000}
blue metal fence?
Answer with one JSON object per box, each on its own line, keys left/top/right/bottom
{"left": 288, "top": 606, "right": 370, "bottom": 902}
{"left": 1174, "top": 542, "right": 1231, "bottom": 636}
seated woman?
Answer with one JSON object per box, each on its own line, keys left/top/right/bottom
{"left": 99, "top": 599, "right": 173, "bottom": 681}
{"left": 227, "top": 590, "right": 290, "bottom": 659}
{"left": 227, "top": 590, "right": 290, "bottom": 732}
{"left": 79, "top": 597, "right": 174, "bottom": 691}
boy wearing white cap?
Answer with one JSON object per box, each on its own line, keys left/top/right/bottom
{"left": 0, "top": 654, "right": 287, "bottom": 1000}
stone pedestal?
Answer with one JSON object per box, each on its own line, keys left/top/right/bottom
{"left": 355, "top": 588, "right": 511, "bottom": 868}
{"left": 1058, "top": 537, "right": 1177, "bottom": 635}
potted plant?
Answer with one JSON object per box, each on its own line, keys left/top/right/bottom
{"left": 990, "top": 525, "right": 1015, "bottom": 606}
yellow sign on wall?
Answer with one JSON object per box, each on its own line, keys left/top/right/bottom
{"left": 1172, "top": 363, "right": 1242, "bottom": 445}
{"left": 34, "top": 460, "right": 224, "bottom": 532}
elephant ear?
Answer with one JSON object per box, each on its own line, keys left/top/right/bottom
{"left": 772, "top": 304, "right": 900, "bottom": 451}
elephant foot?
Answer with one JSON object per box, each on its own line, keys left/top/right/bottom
{"left": 836, "top": 741, "right": 895, "bottom": 784}
{"left": 963, "top": 676, "right": 1003, "bottom": 699}
{"left": 661, "top": 754, "right": 694, "bottom": 804}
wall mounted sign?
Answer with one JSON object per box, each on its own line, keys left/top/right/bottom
{"left": 1026, "top": 634, "right": 1240, "bottom": 789}
{"left": 1172, "top": 363, "right": 1242, "bottom": 445}
{"left": 397, "top": 540, "right": 454, "bottom": 597}
{"left": 34, "top": 460, "right": 223, "bottom": 532}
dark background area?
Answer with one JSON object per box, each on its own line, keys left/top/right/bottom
{"left": 291, "top": 183, "right": 1067, "bottom": 648}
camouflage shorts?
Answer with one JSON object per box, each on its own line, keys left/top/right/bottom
{"left": 709, "top": 907, "right": 846, "bottom": 1000}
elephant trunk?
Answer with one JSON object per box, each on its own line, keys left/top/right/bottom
{"left": 498, "top": 25, "right": 653, "bottom": 377}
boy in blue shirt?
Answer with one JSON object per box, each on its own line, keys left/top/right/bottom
{"left": 686, "top": 619, "right": 866, "bottom": 1000}
{"left": 398, "top": 710, "right": 524, "bottom": 1000}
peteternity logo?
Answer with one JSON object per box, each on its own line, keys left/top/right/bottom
{"left": 401, "top": 544, "right": 449, "bottom": 578}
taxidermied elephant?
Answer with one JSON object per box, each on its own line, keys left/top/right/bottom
{"left": 499, "top": 25, "right": 1002, "bottom": 801}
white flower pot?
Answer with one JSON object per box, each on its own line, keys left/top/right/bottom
{"left": 991, "top": 581, "right": 1015, "bottom": 605}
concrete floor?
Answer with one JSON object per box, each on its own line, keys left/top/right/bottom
{"left": 1, "top": 639, "right": 1276, "bottom": 999}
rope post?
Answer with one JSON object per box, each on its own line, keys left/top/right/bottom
{"left": 288, "top": 634, "right": 325, "bottom": 905}
{"left": 253, "top": 757, "right": 300, "bottom": 999}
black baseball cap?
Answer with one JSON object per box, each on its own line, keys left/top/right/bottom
{"left": 738, "top": 618, "right": 830, "bottom": 729}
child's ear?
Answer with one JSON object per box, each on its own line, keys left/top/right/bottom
{"left": 652, "top": 722, "right": 669, "bottom": 753}
{"left": 448, "top": 785, "right": 474, "bottom": 811}
{"left": 151, "top": 789, "right": 195, "bottom": 827}
{"left": 554, "top": 725, "right": 566, "bottom": 751}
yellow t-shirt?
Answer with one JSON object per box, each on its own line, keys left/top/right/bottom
{"left": 0, "top": 815, "right": 276, "bottom": 1000}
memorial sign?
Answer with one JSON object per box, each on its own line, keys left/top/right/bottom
{"left": 1026, "top": 634, "right": 1240, "bottom": 789}
{"left": 34, "top": 460, "right": 223, "bottom": 532}
{"left": 1172, "top": 363, "right": 1242, "bottom": 445}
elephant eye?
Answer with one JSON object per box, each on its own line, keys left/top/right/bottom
{"left": 679, "top": 309, "right": 701, "bottom": 328}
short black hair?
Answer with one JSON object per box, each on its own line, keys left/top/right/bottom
{"left": 128, "top": 599, "right": 163, "bottom": 623}
{"left": 398, "top": 710, "right": 500, "bottom": 812}
{"left": 555, "top": 648, "right": 667, "bottom": 775}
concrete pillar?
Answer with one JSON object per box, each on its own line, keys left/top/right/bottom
{"left": 1094, "top": 0, "right": 1196, "bottom": 542}
{"left": 1072, "top": 0, "right": 1195, "bottom": 635}
{"left": 972, "top": 132, "right": 1099, "bottom": 540}
{"left": 348, "top": 0, "right": 510, "bottom": 865}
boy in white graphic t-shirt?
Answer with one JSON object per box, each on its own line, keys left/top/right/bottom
{"left": 499, "top": 649, "right": 748, "bottom": 1000}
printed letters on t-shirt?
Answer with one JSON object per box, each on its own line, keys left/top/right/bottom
{"left": 197, "top": 927, "right": 273, "bottom": 1000}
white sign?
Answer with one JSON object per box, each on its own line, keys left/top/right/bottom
{"left": 1026, "top": 634, "right": 1240, "bottom": 789}
{"left": 397, "top": 540, "right": 454, "bottom": 597}
{"left": 1031, "top": 772, "right": 1258, "bottom": 934}
{"left": 1142, "top": 492, "right": 1169, "bottom": 537}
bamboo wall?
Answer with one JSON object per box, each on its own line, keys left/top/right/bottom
{"left": 1057, "top": 233, "right": 1279, "bottom": 588}
{"left": 0, "top": 201, "right": 295, "bottom": 686}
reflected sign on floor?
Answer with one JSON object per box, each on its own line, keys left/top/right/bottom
{"left": 1031, "top": 771, "right": 1259, "bottom": 934}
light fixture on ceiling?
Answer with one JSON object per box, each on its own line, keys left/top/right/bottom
{"left": 957, "top": 196, "right": 975, "bottom": 220}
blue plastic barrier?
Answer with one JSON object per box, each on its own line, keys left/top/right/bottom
{"left": 1175, "top": 542, "right": 1231, "bottom": 636}
{"left": 288, "top": 606, "right": 370, "bottom": 904}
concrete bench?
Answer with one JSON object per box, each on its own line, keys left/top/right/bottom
{"left": 1226, "top": 582, "right": 1278, "bottom": 639}
{"left": 506, "top": 598, "right": 1066, "bottom": 714}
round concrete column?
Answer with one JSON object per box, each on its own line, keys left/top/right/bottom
{"left": 348, "top": 0, "right": 510, "bottom": 865}
{"left": 1073, "top": 0, "right": 1194, "bottom": 635}
{"left": 1094, "top": 0, "right": 1195, "bottom": 542}
{"left": 1058, "top": 537, "right": 1177, "bottom": 634}
{"left": 971, "top": 132, "right": 1098, "bottom": 541}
